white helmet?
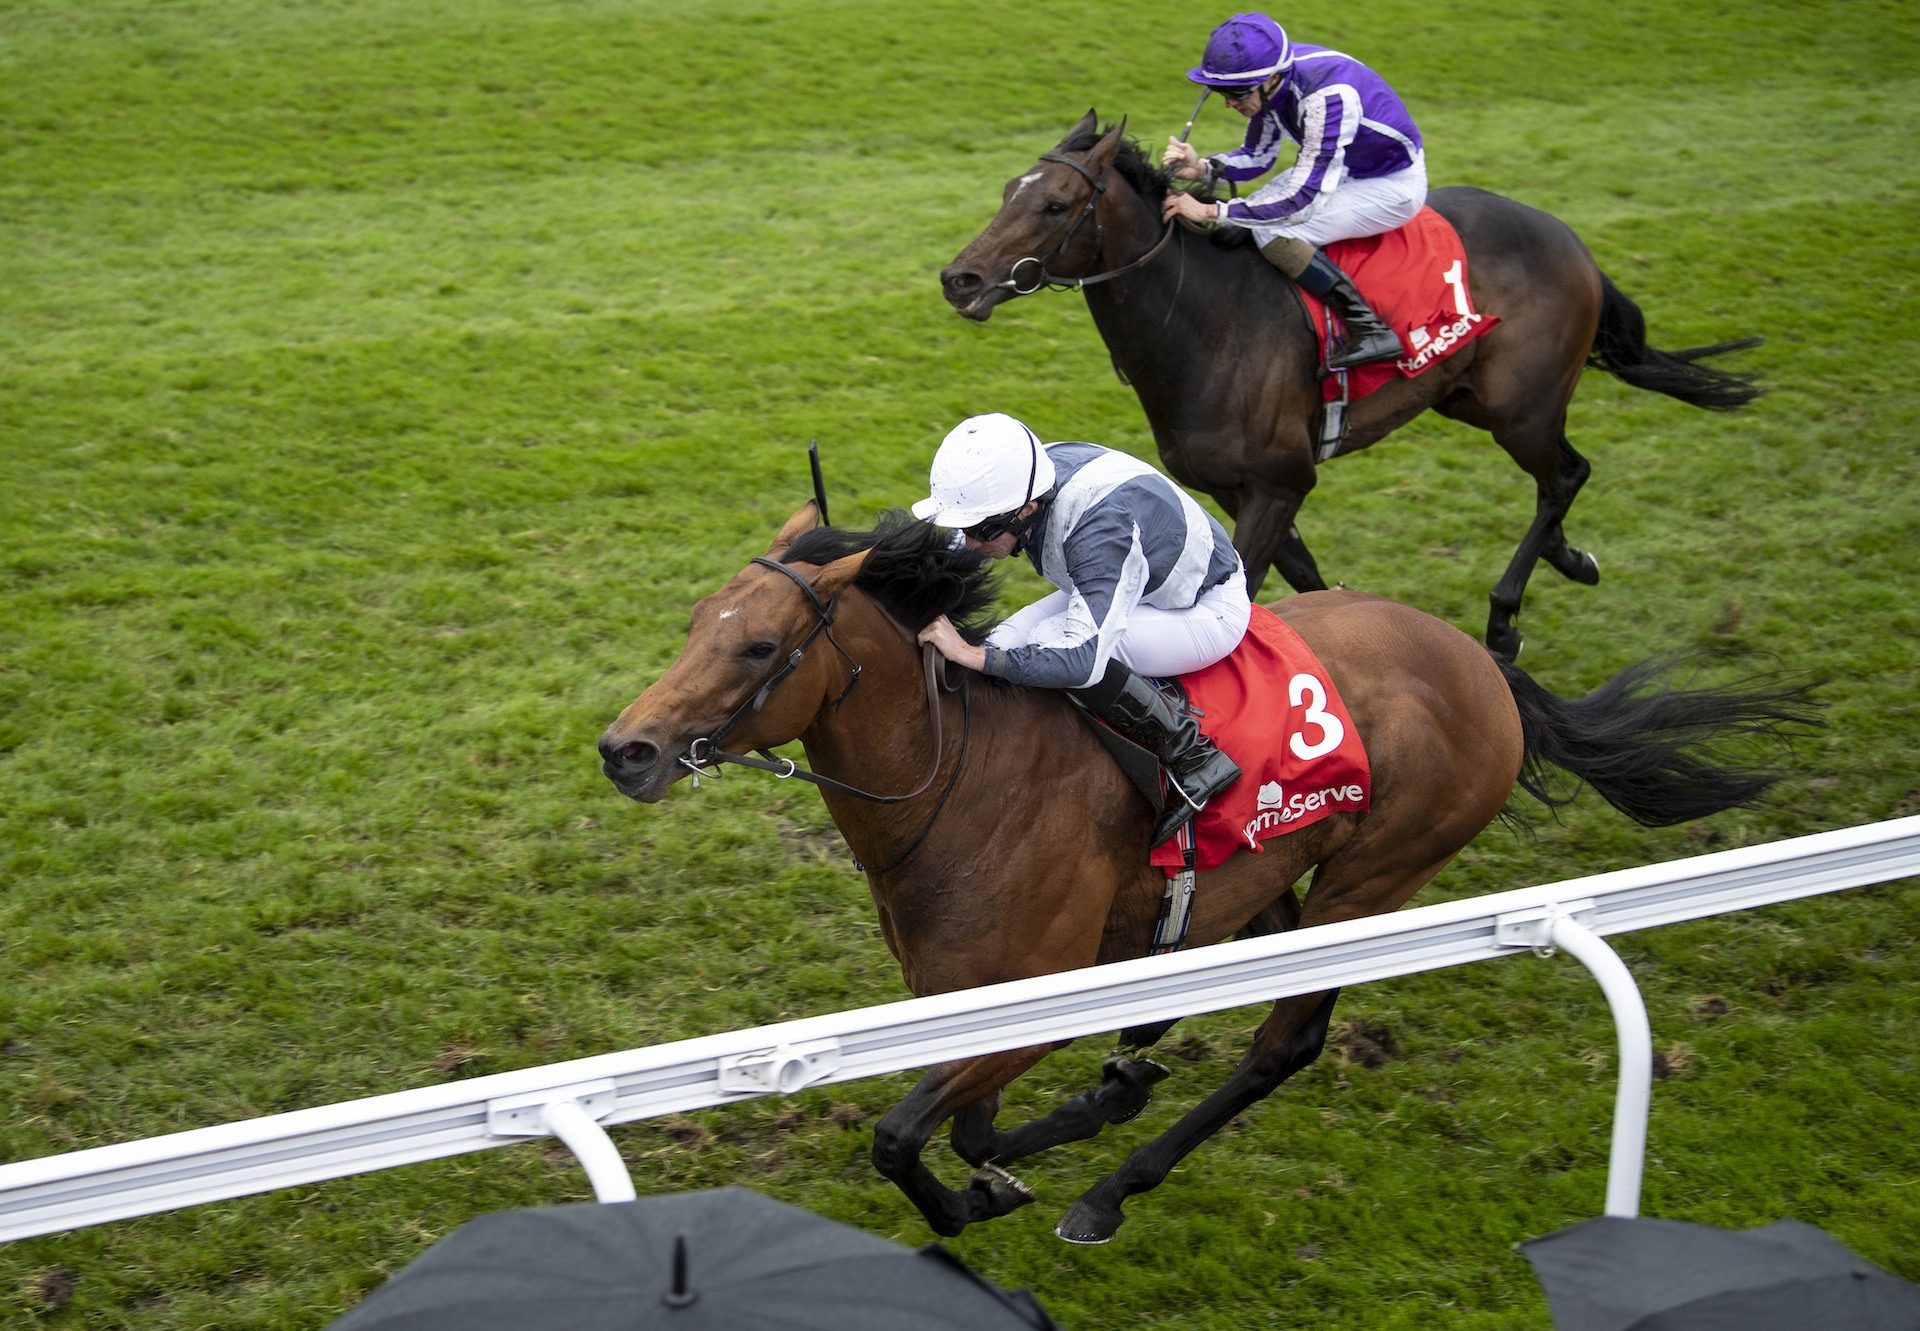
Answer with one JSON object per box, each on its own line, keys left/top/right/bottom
{"left": 911, "top": 413, "right": 1057, "bottom": 528}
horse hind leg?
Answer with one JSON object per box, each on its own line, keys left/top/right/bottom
{"left": 1054, "top": 989, "right": 1343, "bottom": 1244}
{"left": 952, "top": 892, "right": 1308, "bottom": 1173}
{"left": 1541, "top": 438, "right": 1599, "bottom": 586}
{"left": 1487, "top": 425, "right": 1595, "bottom": 659}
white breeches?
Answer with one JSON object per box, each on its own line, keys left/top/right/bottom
{"left": 1247, "top": 156, "right": 1428, "bottom": 248}
{"left": 987, "top": 576, "right": 1253, "bottom": 680}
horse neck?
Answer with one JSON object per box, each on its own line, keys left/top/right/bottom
{"left": 795, "top": 594, "right": 1133, "bottom": 942}
{"left": 793, "top": 594, "right": 971, "bottom": 868}
{"left": 1083, "top": 174, "right": 1311, "bottom": 404}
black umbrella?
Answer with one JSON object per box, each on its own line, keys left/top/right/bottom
{"left": 327, "top": 1186, "right": 1064, "bottom": 1330}
{"left": 1522, "top": 1214, "right": 1920, "bottom": 1329}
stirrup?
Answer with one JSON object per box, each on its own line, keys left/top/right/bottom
{"left": 1327, "top": 329, "right": 1402, "bottom": 372}
{"left": 1150, "top": 773, "right": 1210, "bottom": 847}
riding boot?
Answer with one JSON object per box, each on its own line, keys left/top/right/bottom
{"left": 1296, "top": 251, "right": 1404, "bottom": 372}
{"left": 1071, "top": 661, "right": 1242, "bottom": 847}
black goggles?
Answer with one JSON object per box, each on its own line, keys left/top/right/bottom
{"left": 1217, "top": 84, "right": 1261, "bottom": 101}
{"left": 963, "top": 512, "right": 1020, "bottom": 543}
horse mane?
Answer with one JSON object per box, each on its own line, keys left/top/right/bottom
{"left": 780, "top": 510, "right": 1003, "bottom": 642}
{"left": 1060, "top": 124, "right": 1255, "bottom": 250}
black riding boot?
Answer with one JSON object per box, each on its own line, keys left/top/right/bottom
{"left": 1297, "top": 251, "right": 1403, "bottom": 372}
{"left": 1071, "top": 661, "right": 1242, "bottom": 847}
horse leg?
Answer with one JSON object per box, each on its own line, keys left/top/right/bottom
{"left": 1053, "top": 846, "right": 1458, "bottom": 1244}
{"left": 1485, "top": 416, "right": 1591, "bottom": 660}
{"left": 1053, "top": 988, "right": 1343, "bottom": 1244}
{"left": 872, "top": 1047, "right": 1053, "bottom": 1236}
{"left": 952, "top": 884, "right": 1309, "bottom": 1172}
{"left": 1229, "top": 480, "right": 1326, "bottom": 600}
{"left": 950, "top": 1053, "right": 1174, "bottom": 1168}
{"left": 1540, "top": 439, "right": 1600, "bottom": 586}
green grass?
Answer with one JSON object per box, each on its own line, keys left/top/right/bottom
{"left": 2, "top": 0, "right": 1917, "bottom": 1325}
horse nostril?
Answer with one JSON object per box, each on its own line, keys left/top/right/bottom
{"left": 942, "top": 267, "right": 982, "bottom": 296}
{"left": 598, "top": 734, "right": 659, "bottom": 770}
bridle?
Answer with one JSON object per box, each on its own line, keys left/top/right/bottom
{"left": 678, "top": 555, "right": 972, "bottom": 875}
{"left": 999, "top": 150, "right": 1182, "bottom": 295}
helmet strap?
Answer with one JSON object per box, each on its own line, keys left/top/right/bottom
{"left": 1006, "top": 491, "right": 1054, "bottom": 557}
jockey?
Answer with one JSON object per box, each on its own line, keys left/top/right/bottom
{"left": 1161, "top": 12, "right": 1426, "bottom": 371}
{"left": 913, "top": 412, "right": 1249, "bottom": 845}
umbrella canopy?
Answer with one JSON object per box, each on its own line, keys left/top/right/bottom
{"left": 1522, "top": 1215, "right": 1920, "bottom": 1330}
{"left": 328, "top": 1187, "right": 1063, "bottom": 1330}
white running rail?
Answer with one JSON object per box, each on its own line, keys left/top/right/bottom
{"left": 2, "top": 817, "right": 1916, "bottom": 1242}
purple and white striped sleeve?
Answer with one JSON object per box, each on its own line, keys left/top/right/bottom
{"left": 1221, "top": 84, "right": 1359, "bottom": 227}
{"left": 1208, "top": 114, "right": 1287, "bottom": 184}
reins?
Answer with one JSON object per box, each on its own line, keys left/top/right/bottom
{"left": 678, "top": 555, "right": 973, "bottom": 874}
{"left": 999, "top": 150, "right": 1181, "bottom": 294}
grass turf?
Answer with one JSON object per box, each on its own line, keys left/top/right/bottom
{"left": 1, "top": 0, "right": 1916, "bottom": 1325}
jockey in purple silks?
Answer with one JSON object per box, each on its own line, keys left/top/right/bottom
{"left": 1162, "top": 12, "right": 1426, "bottom": 371}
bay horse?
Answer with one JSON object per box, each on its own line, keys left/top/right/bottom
{"left": 940, "top": 112, "right": 1764, "bottom": 659}
{"left": 596, "top": 506, "right": 1817, "bottom": 1244}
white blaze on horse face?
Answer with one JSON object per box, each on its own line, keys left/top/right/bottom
{"left": 1012, "top": 171, "right": 1045, "bottom": 198}
{"left": 718, "top": 609, "right": 738, "bottom": 621}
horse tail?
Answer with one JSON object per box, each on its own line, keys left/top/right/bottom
{"left": 1496, "top": 654, "right": 1823, "bottom": 827}
{"left": 1586, "top": 271, "right": 1764, "bottom": 410}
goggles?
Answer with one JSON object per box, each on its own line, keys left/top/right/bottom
{"left": 1218, "top": 84, "right": 1261, "bottom": 102}
{"left": 963, "top": 512, "right": 1020, "bottom": 543}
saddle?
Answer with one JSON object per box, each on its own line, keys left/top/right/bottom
{"left": 1306, "top": 206, "right": 1501, "bottom": 459}
{"left": 1075, "top": 607, "right": 1372, "bottom": 874}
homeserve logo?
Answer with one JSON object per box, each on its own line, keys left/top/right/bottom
{"left": 1243, "top": 779, "right": 1366, "bottom": 847}
{"left": 1396, "top": 311, "right": 1484, "bottom": 375}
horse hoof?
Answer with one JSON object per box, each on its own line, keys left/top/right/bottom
{"left": 970, "top": 1163, "right": 1036, "bottom": 1214}
{"left": 1554, "top": 548, "right": 1601, "bottom": 586}
{"left": 1101, "top": 1056, "right": 1172, "bottom": 1125}
{"left": 1102, "top": 1054, "right": 1171, "bottom": 1087}
{"left": 1054, "top": 1198, "right": 1125, "bottom": 1245}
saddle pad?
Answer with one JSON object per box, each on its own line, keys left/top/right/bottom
{"left": 1150, "top": 604, "right": 1370, "bottom": 875}
{"left": 1300, "top": 205, "right": 1500, "bottom": 404}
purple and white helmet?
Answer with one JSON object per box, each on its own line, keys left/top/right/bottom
{"left": 1187, "top": 12, "right": 1292, "bottom": 88}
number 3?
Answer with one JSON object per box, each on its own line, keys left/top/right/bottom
{"left": 1288, "top": 672, "right": 1345, "bottom": 760}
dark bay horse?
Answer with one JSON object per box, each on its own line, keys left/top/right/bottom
{"left": 597, "top": 507, "right": 1816, "bottom": 1244}
{"left": 941, "top": 112, "right": 1763, "bottom": 659}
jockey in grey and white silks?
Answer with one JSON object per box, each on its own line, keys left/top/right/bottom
{"left": 1205, "top": 43, "right": 1424, "bottom": 236}
{"left": 982, "top": 442, "right": 1248, "bottom": 690}
{"left": 912, "top": 415, "right": 1247, "bottom": 844}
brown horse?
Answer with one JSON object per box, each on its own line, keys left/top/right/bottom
{"left": 940, "top": 112, "right": 1764, "bottom": 659}
{"left": 597, "top": 507, "right": 1815, "bottom": 1244}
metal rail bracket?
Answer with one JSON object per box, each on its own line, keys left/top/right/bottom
{"left": 487, "top": 1080, "right": 618, "bottom": 1137}
{"left": 1495, "top": 900, "right": 1597, "bottom": 957}
{"left": 717, "top": 1040, "right": 843, "bottom": 1095}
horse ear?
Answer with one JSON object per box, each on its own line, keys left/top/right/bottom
{"left": 1058, "top": 108, "right": 1098, "bottom": 147}
{"left": 1087, "top": 117, "right": 1129, "bottom": 169}
{"left": 809, "top": 548, "right": 871, "bottom": 598}
{"left": 764, "top": 502, "right": 822, "bottom": 558}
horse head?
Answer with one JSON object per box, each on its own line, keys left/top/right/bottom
{"left": 598, "top": 503, "right": 871, "bottom": 803}
{"left": 940, "top": 110, "right": 1136, "bottom": 320}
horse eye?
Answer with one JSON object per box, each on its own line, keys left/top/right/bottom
{"left": 1043, "top": 200, "right": 1068, "bottom": 215}
{"left": 744, "top": 641, "right": 778, "bottom": 660}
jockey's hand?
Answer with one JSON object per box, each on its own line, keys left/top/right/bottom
{"left": 917, "top": 615, "right": 987, "bottom": 673}
{"left": 1162, "top": 191, "right": 1219, "bottom": 226}
{"left": 1162, "top": 137, "right": 1207, "bottom": 180}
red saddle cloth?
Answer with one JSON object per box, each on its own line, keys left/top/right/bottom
{"left": 1150, "top": 605, "right": 1371, "bottom": 875}
{"left": 1300, "top": 205, "right": 1500, "bottom": 404}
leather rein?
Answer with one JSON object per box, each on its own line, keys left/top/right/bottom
{"left": 999, "top": 150, "right": 1181, "bottom": 295}
{"left": 678, "top": 555, "right": 971, "bottom": 876}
